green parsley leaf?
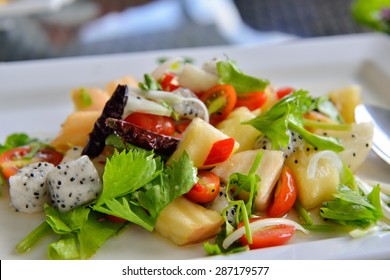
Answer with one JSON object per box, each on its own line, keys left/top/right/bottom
{"left": 95, "top": 149, "right": 162, "bottom": 206}
{"left": 217, "top": 60, "right": 269, "bottom": 94}
{"left": 79, "top": 88, "right": 92, "bottom": 107}
{"left": 93, "top": 149, "right": 197, "bottom": 231}
{"left": 244, "top": 90, "right": 344, "bottom": 152}
{"left": 320, "top": 184, "right": 383, "bottom": 228}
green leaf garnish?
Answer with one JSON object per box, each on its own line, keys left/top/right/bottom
{"left": 217, "top": 60, "right": 269, "bottom": 94}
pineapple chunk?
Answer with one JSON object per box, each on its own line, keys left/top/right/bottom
{"left": 154, "top": 196, "right": 224, "bottom": 246}
{"left": 178, "top": 64, "right": 219, "bottom": 93}
{"left": 51, "top": 111, "right": 100, "bottom": 152}
{"left": 167, "top": 117, "right": 239, "bottom": 168}
{"left": 211, "top": 149, "right": 284, "bottom": 212}
{"left": 285, "top": 147, "right": 340, "bottom": 210}
{"left": 71, "top": 87, "right": 109, "bottom": 112}
{"left": 326, "top": 122, "right": 373, "bottom": 172}
{"left": 328, "top": 85, "right": 362, "bottom": 124}
{"left": 217, "top": 107, "right": 261, "bottom": 152}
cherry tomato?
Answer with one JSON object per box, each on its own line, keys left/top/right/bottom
{"left": 238, "top": 217, "right": 296, "bottom": 249}
{"left": 185, "top": 170, "right": 220, "bottom": 204}
{"left": 175, "top": 120, "right": 191, "bottom": 133}
{"left": 124, "top": 112, "right": 175, "bottom": 136}
{"left": 159, "top": 72, "right": 179, "bottom": 92}
{"left": 267, "top": 166, "right": 297, "bottom": 217}
{"left": 201, "top": 84, "right": 237, "bottom": 126}
{"left": 276, "top": 86, "right": 295, "bottom": 100}
{"left": 0, "top": 146, "right": 63, "bottom": 180}
{"left": 203, "top": 138, "right": 235, "bottom": 166}
{"left": 235, "top": 91, "right": 267, "bottom": 111}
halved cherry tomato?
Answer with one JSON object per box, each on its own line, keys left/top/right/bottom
{"left": 185, "top": 170, "right": 220, "bottom": 204}
{"left": 267, "top": 166, "right": 297, "bottom": 217}
{"left": 124, "top": 112, "right": 175, "bottom": 136}
{"left": 235, "top": 91, "right": 267, "bottom": 111}
{"left": 238, "top": 217, "right": 296, "bottom": 249}
{"left": 0, "top": 146, "right": 63, "bottom": 180}
{"left": 203, "top": 137, "right": 235, "bottom": 166}
{"left": 201, "top": 84, "right": 237, "bottom": 125}
{"left": 276, "top": 86, "right": 295, "bottom": 100}
{"left": 175, "top": 120, "right": 191, "bottom": 133}
{"left": 159, "top": 72, "right": 179, "bottom": 92}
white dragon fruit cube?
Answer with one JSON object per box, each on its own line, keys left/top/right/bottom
{"left": 48, "top": 155, "right": 102, "bottom": 212}
{"left": 9, "top": 162, "right": 55, "bottom": 214}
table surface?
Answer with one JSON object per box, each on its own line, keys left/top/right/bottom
{"left": 0, "top": 0, "right": 370, "bottom": 62}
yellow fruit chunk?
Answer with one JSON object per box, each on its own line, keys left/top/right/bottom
{"left": 155, "top": 196, "right": 224, "bottom": 246}
{"left": 328, "top": 85, "right": 362, "bottom": 124}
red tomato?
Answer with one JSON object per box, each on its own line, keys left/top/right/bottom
{"left": 235, "top": 91, "right": 267, "bottom": 111}
{"left": 203, "top": 138, "right": 235, "bottom": 166}
{"left": 201, "top": 84, "right": 237, "bottom": 126}
{"left": 267, "top": 166, "right": 297, "bottom": 217}
{"left": 238, "top": 218, "right": 296, "bottom": 249}
{"left": 159, "top": 72, "right": 179, "bottom": 92}
{"left": 124, "top": 112, "right": 175, "bottom": 136}
{"left": 276, "top": 86, "right": 295, "bottom": 99}
{"left": 0, "top": 146, "right": 63, "bottom": 180}
{"left": 185, "top": 170, "right": 220, "bottom": 204}
{"left": 175, "top": 120, "right": 191, "bottom": 133}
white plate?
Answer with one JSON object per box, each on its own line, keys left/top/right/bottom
{"left": 1, "top": 33, "right": 390, "bottom": 260}
{"left": 0, "top": 0, "right": 76, "bottom": 17}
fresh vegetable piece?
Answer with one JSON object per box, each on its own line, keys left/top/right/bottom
{"left": 320, "top": 184, "right": 383, "bottom": 228}
{"left": 124, "top": 112, "right": 175, "bottom": 136}
{"left": 93, "top": 150, "right": 197, "bottom": 232}
{"left": 238, "top": 218, "right": 296, "bottom": 249}
{"left": 0, "top": 146, "right": 63, "bottom": 180}
{"left": 216, "top": 60, "right": 269, "bottom": 94}
{"left": 106, "top": 118, "right": 179, "bottom": 157}
{"left": 185, "top": 170, "right": 221, "bottom": 204}
{"left": 155, "top": 196, "right": 224, "bottom": 246}
{"left": 244, "top": 90, "right": 344, "bottom": 153}
{"left": 0, "top": 147, "right": 31, "bottom": 179}
{"left": 267, "top": 166, "right": 298, "bottom": 217}
{"left": 167, "top": 117, "right": 239, "bottom": 168}
{"left": 178, "top": 63, "right": 219, "bottom": 93}
{"left": 44, "top": 206, "right": 125, "bottom": 260}
{"left": 276, "top": 86, "right": 295, "bottom": 100}
{"left": 203, "top": 138, "right": 236, "bottom": 166}
{"left": 234, "top": 91, "right": 267, "bottom": 111}
{"left": 82, "top": 84, "right": 129, "bottom": 158}
{"left": 159, "top": 72, "right": 179, "bottom": 92}
{"left": 175, "top": 120, "right": 191, "bottom": 133}
{"left": 201, "top": 84, "right": 237, "bottom": 125}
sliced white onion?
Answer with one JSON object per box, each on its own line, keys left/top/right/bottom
{"left": 307, "top": 150, "right": 344, "bottom": 180}
{"left": 222, "top": 218, "right": 309, "bottom": 249}
{"left": 151, "top": 57, "right": 183, "bottom": 80}
{"left": 123, "top": 94, "right": 172, "bottom": 117}
{"left": 128, "top": 86, "right": 182, "bottom": 103}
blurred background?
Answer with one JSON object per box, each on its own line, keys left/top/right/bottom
{"left": 0, "top": 0, "right": 387, "bottom": 62}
